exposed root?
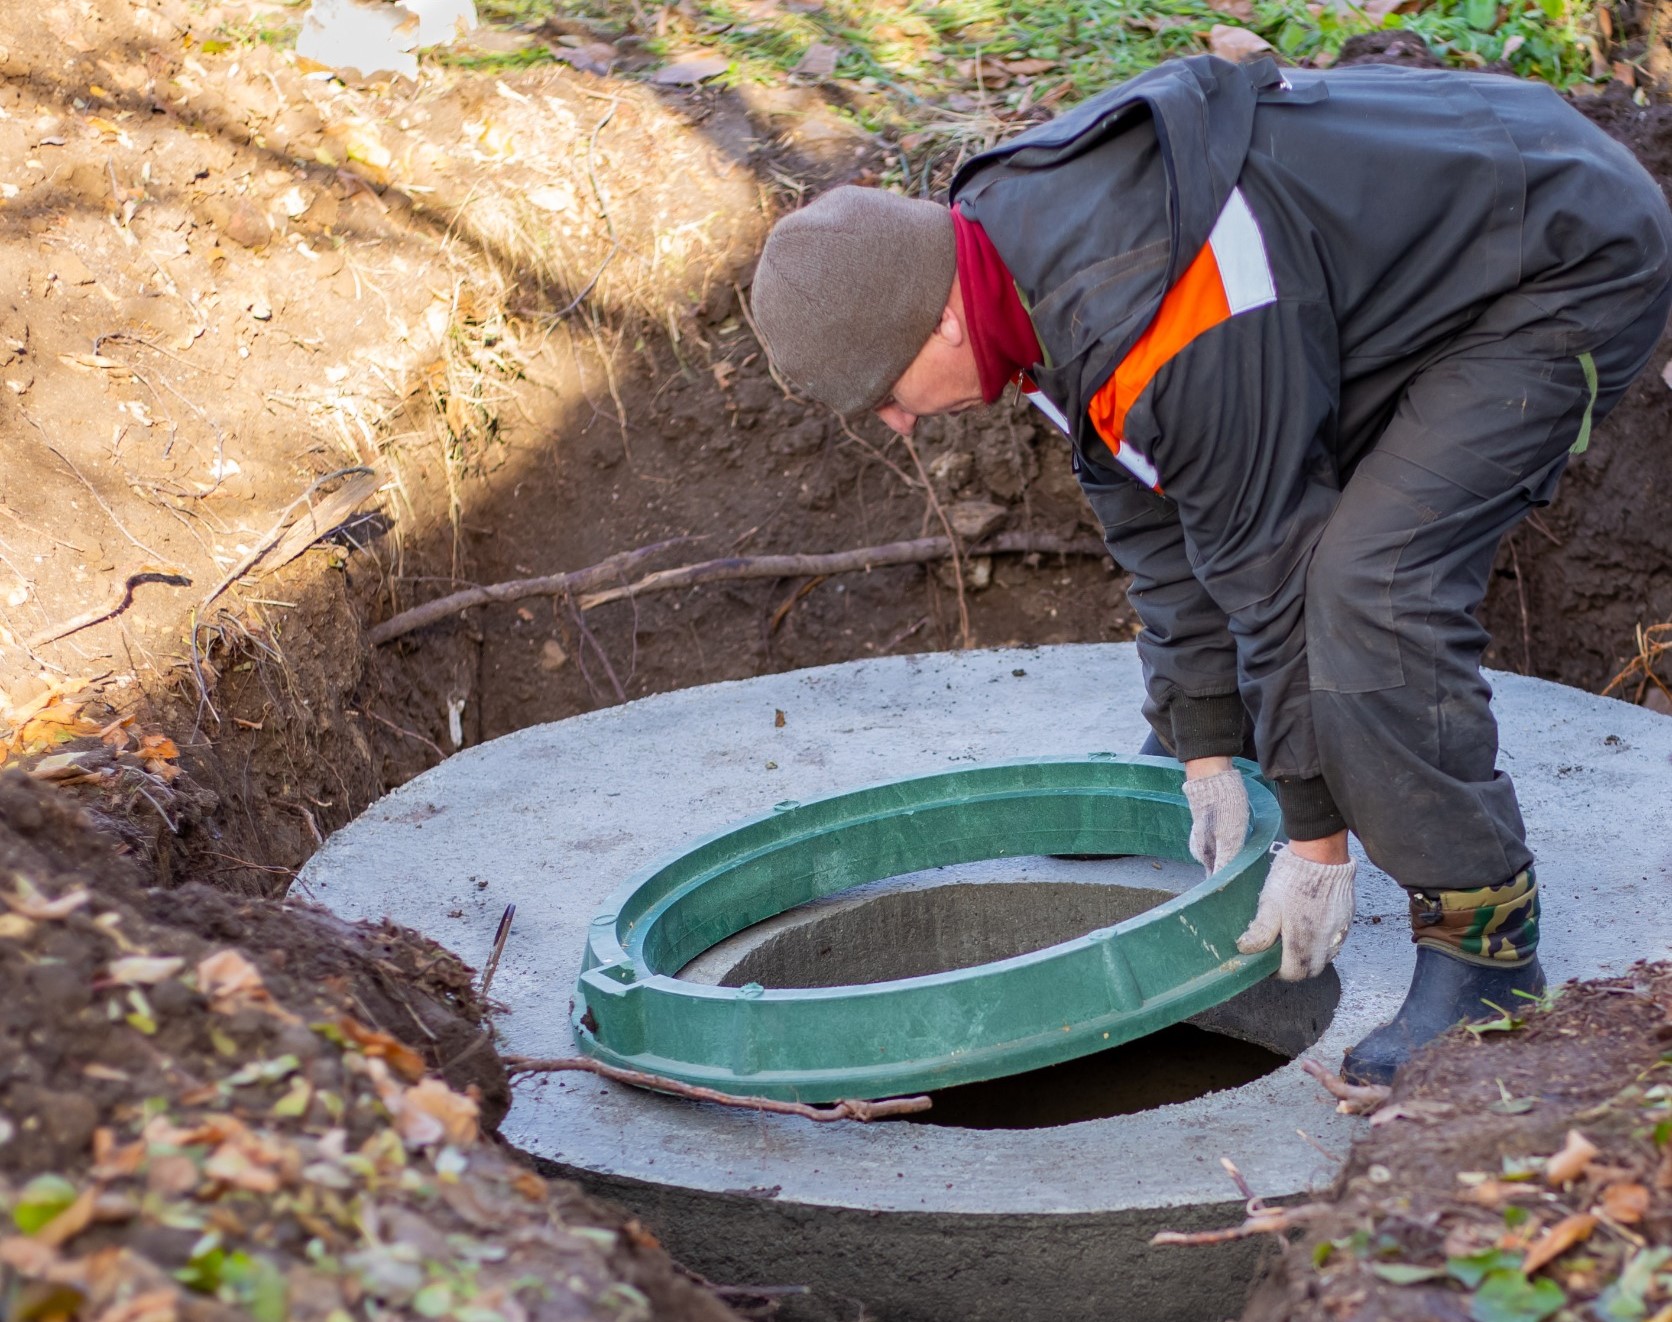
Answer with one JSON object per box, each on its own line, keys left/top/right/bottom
{"left": 366, "top": 537, "right": 694, "bottom": 646}
{"left": 369, "top": 532, "right": 1103, "bottom": 646}
{"left": 1301, "top": 1057, "right": 1392, "bottom": 1114}
{"left": 1601, "top": 621, "right": 1672, "bottom": 706}
{"left": 575, "top": 532, "right": 1102, "bottom": 612}
{"left": 503, "top": 1054, "right": 932, "bottom": 1123}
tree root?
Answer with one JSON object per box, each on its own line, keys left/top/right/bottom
{"left": 504, "top": 1053, "right": 932, "bottom": 1122}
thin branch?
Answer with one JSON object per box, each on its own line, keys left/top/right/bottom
{"left": 366, "top": 538, "right": 694, "bottom": 647}
{"left": 504, "top": 1054, "right": 932, "bottom": 1123}
{"left": 575, "top": 531, "right": 1102, "bottom": 613}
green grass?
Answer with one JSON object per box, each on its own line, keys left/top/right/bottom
{"left": 478, "top": 0, "right": 1604, "bottom": 184}
{"left": 534, "top": 0, "right": 1603, "bottom": 96}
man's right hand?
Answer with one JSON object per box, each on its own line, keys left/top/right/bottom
{"left": 1181, "top": 764, "right": 1249, "bottom": 874}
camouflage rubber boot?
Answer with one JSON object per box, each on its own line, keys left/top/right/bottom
{"left": 1341, "top": 870, "right": 1544, "bottom": 1087}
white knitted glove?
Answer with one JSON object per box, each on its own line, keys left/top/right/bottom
{"left": 1237, "top": 846, "right": 1357, "bottom": 981}
{"left": 1181, "top": 770, "right": 1250, "bottom": 874}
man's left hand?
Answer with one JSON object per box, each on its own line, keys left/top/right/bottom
{"left": 1182, "top": 767, "right": 1250, "bottom": 873}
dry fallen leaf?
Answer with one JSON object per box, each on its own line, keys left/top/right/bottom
{"left": 205, "top": 1141, "right": 282, "bottom": 1193}
{"left": 33, "top": 1185, "right": 97, "bottom": 1249}
{"left": 1599, "top": 1180, "right": 1650, "bottom": 1224}
{"left": 106, "top": 955, "right": 185, "bottom": 985}
{"left": 1369, "top": 1099, "right": 1457, "bottom": 1126}
{"left": 791, "top": 41, "right": 840, "bottom": 77}
{"left": 1208, "top": 0, "right": 1256, "bottom": 19}
{"left": 1545, "top": 1129, "right": 1600, "bottom": 1186}
{"left": 1207, "top": 24, "right": 1273, "bottom": 61}
{"left": 1521, "top": 1211, "right": 1596, "bottom": 1275}
{"left": 651, "top": 53, "right": 729, "bottom": 85}
{"left": 5, "top": 876, "right": 90, "bottom": 920}
{"left": 395, "top": 1077, "right": 480, "bottom": 1148}
{"left": 554, "top": 41, "right": 617, "bottom": 75}
{"left": 196, "top": 948, "right": 268, "bottom": 1012}
{"left": 137, "top": 734, "right": 179, "bottom": 760}
{"left": 337, "top": 1015, "right": 427, "bottom": 1082}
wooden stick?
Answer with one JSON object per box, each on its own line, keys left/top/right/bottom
{"left": 504, "top": 1054, "right": 933, "bottom": 1122}
{"left": 369, "top": 532, "right": 1104, "bottom": 646}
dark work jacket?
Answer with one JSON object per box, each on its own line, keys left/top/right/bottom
{"left": 951, "top": 57, "right": 1672, "bottom": 831}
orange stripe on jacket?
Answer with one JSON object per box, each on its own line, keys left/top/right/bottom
{"left": 1084, "top": 187, "right": 1278, "bottom": 491}
{"left": 1087, "top": 242, "right": 1231, "bottom": 469}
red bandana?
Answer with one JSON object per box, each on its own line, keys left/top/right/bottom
{"left": 952, "top": 205, "right": 1043, "bottom": 404}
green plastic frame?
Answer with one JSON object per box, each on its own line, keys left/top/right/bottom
{"left": 572, "top": 756, "right": 1280, "bottom": 1102}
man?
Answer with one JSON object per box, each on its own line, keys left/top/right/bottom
{"left": 750, "top": 55, "right": 1672, "bottom": 1084}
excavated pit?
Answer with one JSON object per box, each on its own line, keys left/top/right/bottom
{"left": 303, "top": 643, "right": 1672, "bottom": 1322}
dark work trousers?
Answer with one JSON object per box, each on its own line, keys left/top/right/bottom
{"left": 1308, "top": 287, "right": 1672, "bottom": 893}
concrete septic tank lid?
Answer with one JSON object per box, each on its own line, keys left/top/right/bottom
{"left": 575, "top": 756, "right": 1284, "bottom": 1102}
{"left": 303, "top": 644, "right": 1672, "bottom": 1321}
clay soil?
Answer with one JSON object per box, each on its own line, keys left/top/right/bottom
{"left": 1, "top": 0, "right": 1671, "bottom": 1317}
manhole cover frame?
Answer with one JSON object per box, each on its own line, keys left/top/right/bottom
{"left": 572, "top": 755, "right": 1281, "bottom": 1102}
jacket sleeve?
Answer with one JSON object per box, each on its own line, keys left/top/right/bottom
{"left": 1118, "top": 296, "right": 1347, "bottom": 840}
{"left": 1075, "top": 456, "right": 1250, "bottom": 764}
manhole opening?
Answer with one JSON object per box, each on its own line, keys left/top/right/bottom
{"left": 681, "top": 867, "right": 1339, "bottom": 1128}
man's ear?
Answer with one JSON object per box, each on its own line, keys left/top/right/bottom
{"left": 933, "top": 299, "right": 966, "bottom": 348}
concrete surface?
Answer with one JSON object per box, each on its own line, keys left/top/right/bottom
{"left": 303, "top": 644, "right": 1672, "bottom": 1321}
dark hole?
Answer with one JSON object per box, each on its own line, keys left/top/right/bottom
{"left": 899, "top": 1023, "right": 1289, "bottom": 1130}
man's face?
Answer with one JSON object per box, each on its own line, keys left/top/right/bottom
{"left": 873, "top": 291, "right": 983, "bottom": 437}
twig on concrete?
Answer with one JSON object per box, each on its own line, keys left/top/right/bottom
{"left": 1152, "top": 1153, "right": 1328, "bottom": 1246}
{"left": 480, "top": 903, "right": 515, "bottom": 998}
{"left": 1296, "top": 1127, "right": 1343, "bottom": 1164}
{"left": 28, "top": 569, "right": 192, "bottom": 649}
{"left": 576, "top": 531, "right": 1103, "bottom": 612}
{"left": 1300, "top": 1057, "right": 1391, "bottom": 1114}
{"left": 504, "top": 1054, "right": 933, "bottom": 1123}
{"left": 366, "top": 538, "right": 693, "bottom": 646}
{"left": 1151, "top": 1203, "right": 1328, "bottom": 1246}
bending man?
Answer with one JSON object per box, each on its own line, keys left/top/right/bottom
{"left": 750, "top": 56, "right": 1672, "bottom": 1083}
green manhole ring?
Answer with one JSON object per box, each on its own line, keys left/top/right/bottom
{"left": 572, "top": 756, "right": 1280, "bottom": 1103}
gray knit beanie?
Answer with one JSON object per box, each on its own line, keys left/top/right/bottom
{"left": 751, "top": 186, "right": 956, "bottom": 416}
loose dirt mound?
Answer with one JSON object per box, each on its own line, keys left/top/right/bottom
{"left": 0, "top": 770, "right": 739, "bottom": 1320}
{"left": 1245, "top": 964, "right": 1672, "bottom": 1322}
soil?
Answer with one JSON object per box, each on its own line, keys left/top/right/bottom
{"left": 1243, "top": 963, "right": 1672, "bottom": 1322}
{"left": 1, "top": 0, "right": 1671, "bottom": 1317}
{"left": 0, "top": 769, "right": 740, "bottom": 1319}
